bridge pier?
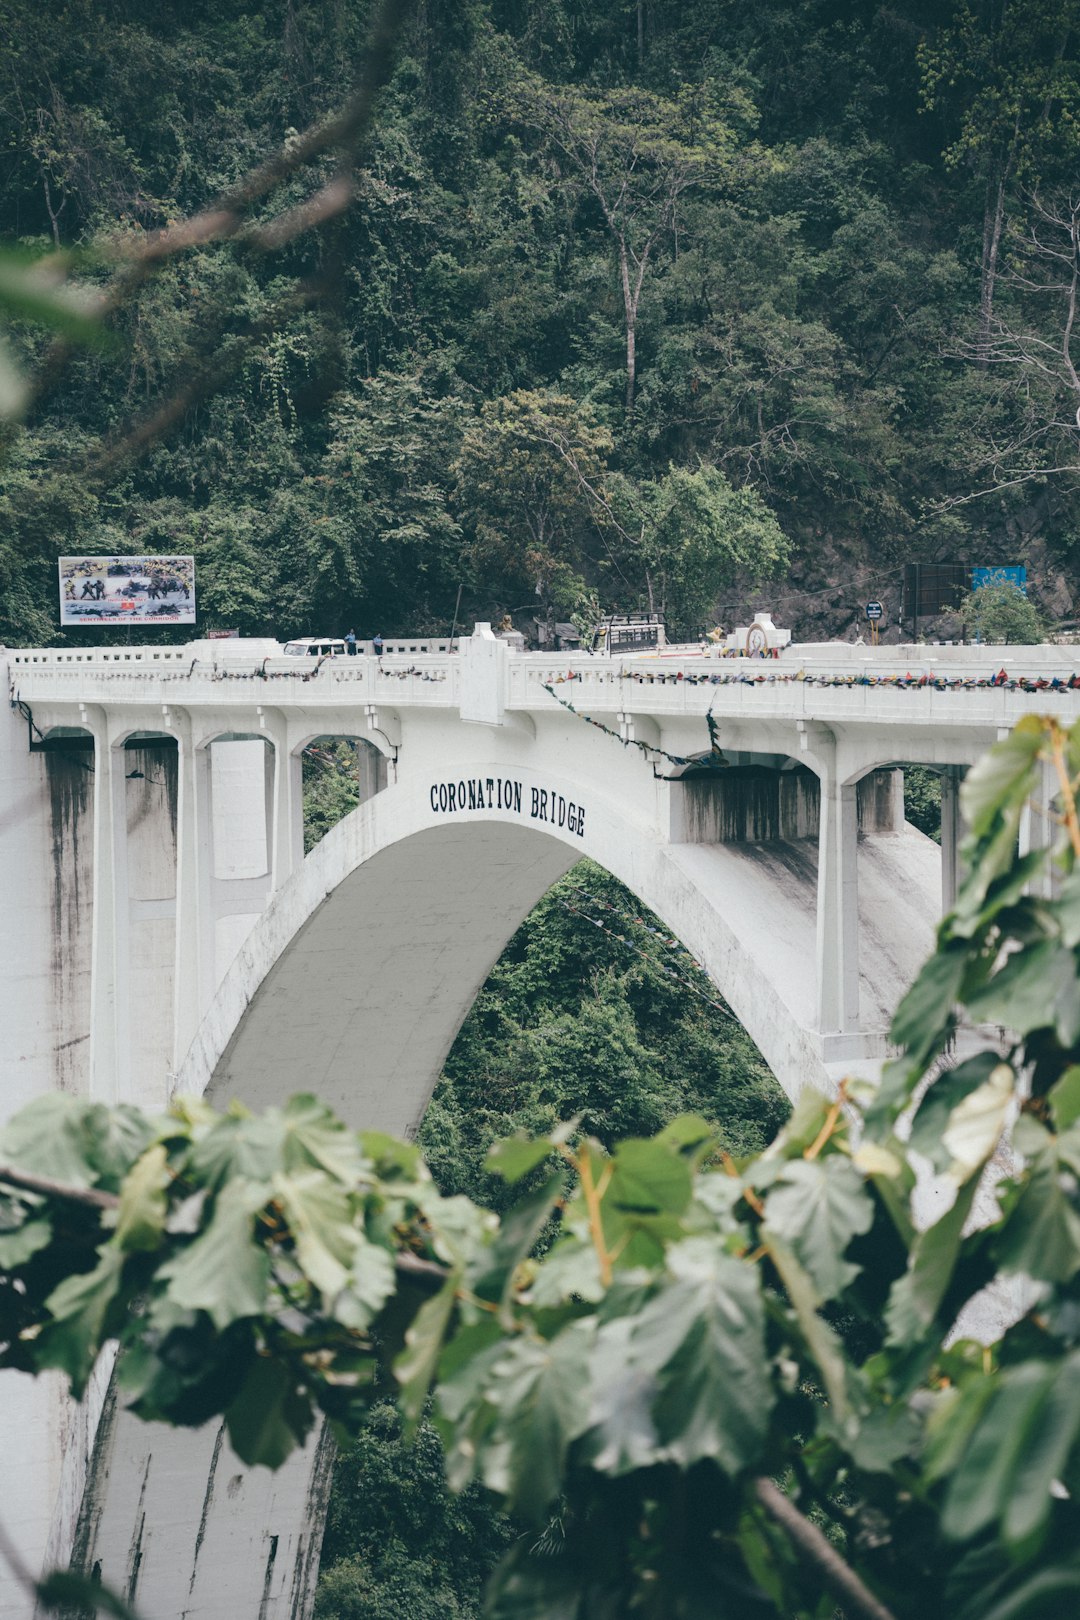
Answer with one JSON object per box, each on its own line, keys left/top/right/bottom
{"left": 816, "top": 772, "right": 860, "bottom": 1041}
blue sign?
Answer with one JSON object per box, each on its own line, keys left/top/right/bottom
{"left": 866, "top": 601, "right": 883, "bottom": 621}
{"left": 971, "top": 565, "right": 1027, "bottom": 593}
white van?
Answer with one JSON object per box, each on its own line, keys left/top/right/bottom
{"left": 282, "top": 636, "right": 347, "bottom": 657}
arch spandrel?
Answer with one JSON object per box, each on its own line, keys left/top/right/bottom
{"left": 176, "top": 763, "right": 840, "bottom": 1124}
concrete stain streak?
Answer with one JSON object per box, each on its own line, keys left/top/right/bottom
{"left": 188, "top": 1423, "right": 225, "bottom": 1595}
{"left": 257, "top": 1534, "right": 280, "bottom": 1620}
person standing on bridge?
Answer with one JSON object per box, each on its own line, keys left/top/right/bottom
{"left": 346, "top": 629, "right": 357, "bottom": 656}
{"left": 373, "top": 632, "right": 383, "bottom": 659}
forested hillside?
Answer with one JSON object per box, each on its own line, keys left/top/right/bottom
{"left": 3, "top": 0, "right": 1080, "bottom": 647}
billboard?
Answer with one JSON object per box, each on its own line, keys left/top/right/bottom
{"left": 971, "top": 565, "right": 1027, "bottom": 593}
{"left": 59, "top": 556, "right": 195, "bottom": 626}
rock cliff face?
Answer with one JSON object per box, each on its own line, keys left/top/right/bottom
{"left": 717, "top": 520, "right": 1076, "bottom": 646}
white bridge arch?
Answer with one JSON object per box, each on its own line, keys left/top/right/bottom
{"left": 3, "top": 626, "right": 1076, "bottom": 1616}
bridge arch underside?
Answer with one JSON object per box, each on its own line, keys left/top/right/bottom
{"left": 72, "top": 780, "right": 941, "bottom": 1618}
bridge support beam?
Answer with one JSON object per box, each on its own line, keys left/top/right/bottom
{"left": 816, "top": 771, "right": 860, "bottom": 1037}
{"left": 85, "top": 707, "right": 130, "bottom": 1104}
{"left": 941, "top": 766, "right": 963, "bottom": 913}
{"left": 173, "top": 721, "right": 215, "bottom": 1069}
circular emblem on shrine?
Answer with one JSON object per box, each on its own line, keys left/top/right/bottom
{"left": 745, "top": 622, "right": 768, "bottom": 656}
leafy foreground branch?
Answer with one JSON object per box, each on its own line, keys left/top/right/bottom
{"left": 5, "top": 717, "right": 1080, "bottom": 1617}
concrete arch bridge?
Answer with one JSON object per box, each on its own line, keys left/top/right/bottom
{"left": 2, "top": 626, "right": 1075, "bottom": 1617}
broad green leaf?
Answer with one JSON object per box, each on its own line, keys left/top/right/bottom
{"left": 0, "top": 1216, "right": 52, "bottom": 1268}
{"left": 484, "top": 1132, "right": 555, "bottom": 1184}
{"left": 395, "top": 1274, "right": 459, "bottom": 1431}
{"left": 0, "top": 1094, "right": 143, "bottom": 1189}
{"left": 35, "top": 1569, "right": 141, "bottom": 1619}
{"left": 0, "top": 253, "right": 106, "bottom": 342}
{"left": 0, "top": 332, "right": 26, "bottom": 419}
{"left": 885, "top": 1178, "right": 980, "bottom": 1346}
{"left": 1050, "top": 1065, "right": 1080, "bottom": 1132}
{"left": 607, "top": 1136, "right": 693, "bottom": 1218}
{"left": 654, "top": 1113, "right": 717, "bottom": 1159}
{"left": 334, "top": 1233, "right": 396, "bottom": 1330}
{"left": 959, "top": 718, "right": 1044, "bottom": 839}
{"left": 889, "top": 948, "right": 967, "bottom": 1067}
{"left": 763, "top": 1158, "right": 873, "bottom": 1299}
{"left": 767, "top": 1235, "right": 851, "bottom": 1424}
{"left": 941, "top": 1063, "right": 1015, "bottom": 1182}
{"left": 225, "top": 1355, "right": 313, "bottom": 1468}
{"left": 471, "top": 1172, "right": 564, "bottom": 1313}
{"left": 951, "top": 849, "right": 1051, "bottom": 939}
{"left": 965, "top": 942, "right": 1075, "bottom": 1039}
{"left": 847, "top": 1401, "right": 921, "bottom": 1474}
{"left": 941, "top": 1361, "right": 1051, "bottom": 1541}
{"left": 908, "top": 1054, "right": 1002, "bottom": 1173}
{"left": 272, "top": 1167, "right": 357, "bottom": 1297}
{"left": 157, "top": 1181, "right": 271, "bottom": 1329}
{"left": 280, "top": 1094, "right": 368, "bottom": 1185}
{"left": 629, "top": 1238, "right": 772, "bottom": 1473}
{"left": 37, "top": 1247, "right": 126, "bottom": 1393}
{"left": 1056, "top": 868, "right": 1080, "bottom": 947}
{"left": 996, "top": 1139, "right": 1080, "bottom": 1284}
{"left": 977, "top": 1565, "right": 1080, "bottom": 1620}
{"left": 482, "top": 1319, "right": 595, "bottom": 1519}
{"left": 1003, "top": 1349, "right": 1080, "bottom": 1546}
{"left": 112, "top": 1143, "right": 170, "bottom": 1252}
{"left": 358, "top": 1130, "right": 424, "bottom": 1181}
{"left": 582, "top": 1315, "right": 659, "bottom": 1475}
{"left": 525, "top": 1237, "right": 605, "bottom": 1307}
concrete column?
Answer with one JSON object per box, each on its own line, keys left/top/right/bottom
{"left": 85, "top": 707, "right": 130, "bottom": 1104}
{"left": 1019, "top": 759, "right": 1057, "bottom": 900}
{"left": 941, "top": 767, "right": 963, "bottom": 914}
{"left": 259, "top": 709, "right": 304, "bottom": 891}
{"left": 816, "top": 769, "right": 860, "bottom": 1034}
{"left": 173, "top": 717, "right": 215, "bottom": 1070}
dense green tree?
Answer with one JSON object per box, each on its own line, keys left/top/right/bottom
{"left": 959, "top": 578, "right": 1045, "bottom": 642}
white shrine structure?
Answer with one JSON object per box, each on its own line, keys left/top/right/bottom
{"left": 1, "top": 624, "right": 1074, "bottom": 1617}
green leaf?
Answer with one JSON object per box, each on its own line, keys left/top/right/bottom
{"left": 1003, "top": 1349, "right": 1080, "bottom": 1546}
{"left": 35, "top": 1568, "right": 142, "bottom": 1619}
{"left": 888, "top": 948, "right": 967, "bottom": 1067}
{"left": 908, "top": 1055, "right": 1002, "bottom": 1173}
{"left": 628, "top": 1238, "right": 772, "bottom": 1473}
{"left": 279, "top": 1094, "right": 367, "bottom": 1185}
{"left": 483, "top": 1319, "right": 595, "bottom": 1518}
{"left": 996, "top": 1138, "right": 1080, "bottom": 1284}
{"left": 334, "top": 1233, "right": 397, "bottom": 1330}
{"left": 940, "top": 1063, "right": 1015, "bottom": 1182}
{"left": 582, "top": 1315, "right": 659, "bottom": 1475}
{"left": 766, "top": 1235, "right": 851, "bottom": 1424}
{"left": 37, "top": 1247, "right": 126, "bottom": 1394}
{"left": 0, "top": 252, "right": 107, "bottom": 343}
{"left": 395, "top": 1275, "right": 459, "bottom": 1432}
{"left": 112, "top": 1143, "right": 169, "bottom": 1252}
{"left": 0, "top": 1216, "right": 52, "bottom": 1268}
{"left": 885, "top": 1178, "right": 980, "bottom": 1345}
{"left": 966, "top": 942, "right": 1075, "bottom": 1038}
{"left": 273, "top": 1167, "right": 357, "bottom": 1297}
{"left": 472, "top": 1172, "right": 565, "bottom": 1314}
{"left": 960, "top": 717, "right": 1044, "bottom": 839}
{"left": 941, "top": 1361, "right": 1053, "bottom": 1541}
{"left": 763, "top": 1158, "right": 873, "bottom": 1299}
{"left": 484, "top": 1132, "right": 555, "bottom": 1184}
{"left": 157, "top": 1181, "right": 271, "bottom": 1329}
{"left": 225, "top": 1355, "right": 313, "bottom": 1468}
{"left": 608, "top": 1136, "right": 693, "bottom": 1218}
{"left": 1050, "top": 1065, "right": 1080, "bottom": 1132}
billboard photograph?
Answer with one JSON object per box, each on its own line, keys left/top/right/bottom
{"left": 59, "top": 556, "right": 195, "bottom": 626}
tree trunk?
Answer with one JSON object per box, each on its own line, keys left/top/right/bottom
{"left": 626, "top": 318, "right": 637, "bottom": 414}
{"left": 977, "top": 169, "right": 1008, "bottom": 361}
